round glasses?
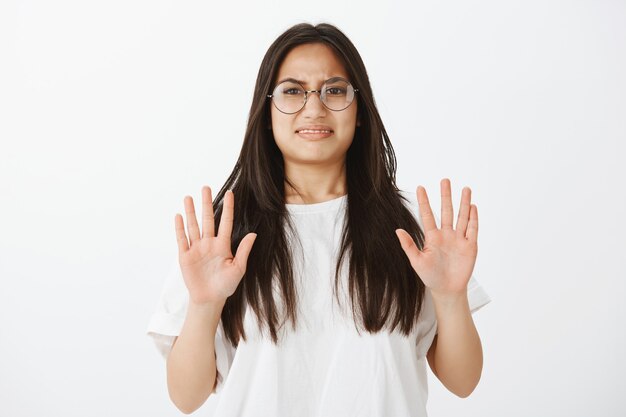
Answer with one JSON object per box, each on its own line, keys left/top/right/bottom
{"left": 267, "top": 77, "right": 358, "bottom": 114}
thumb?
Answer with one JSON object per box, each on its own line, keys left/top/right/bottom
{"left": 395, "top": 229, "right": 422, "bottom": 271}
{"left": 233, "top": 232, "right": 257, "bottom": 273}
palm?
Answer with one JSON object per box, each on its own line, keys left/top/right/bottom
{"left": 175, "top": 187, "right": 257, "bottom": 305}
{"left": 179, "top": 235, "right": 243, "bottom": 303}
{"left": 396, "top": 179, "right": 479, "bottom": 297}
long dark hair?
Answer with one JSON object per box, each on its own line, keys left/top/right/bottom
{"left": 212, "top": 22, "right": 425, "bottom": 345}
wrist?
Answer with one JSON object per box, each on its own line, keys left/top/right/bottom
{"left": 430, "top": 287, "right": 466, "bottom": 303}
{"left": 187, "top": 299, "right": 225, "bottom": 322}
{"left": 429, "top": 288, "right": 470, "bottom": 313}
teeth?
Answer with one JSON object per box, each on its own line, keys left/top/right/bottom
{"left": 298, "top": 129, "right": 332, "bottom": 133}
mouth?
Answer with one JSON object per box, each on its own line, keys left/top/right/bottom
{"left": 295, "top": 129, "right": 334, "bottom": 139}
{"left": 295, "top": 129, "right": 334, "bottom": 134}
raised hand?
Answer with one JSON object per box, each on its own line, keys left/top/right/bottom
{"left": 395, "top": 178, "right": 478, "bottom": 299}
{"left": 174, "top": 186, "right": 257, "bottom": 306}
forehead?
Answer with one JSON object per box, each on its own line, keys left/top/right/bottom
{"left": 276, "top": 43, "right": 349, "bottom": 86}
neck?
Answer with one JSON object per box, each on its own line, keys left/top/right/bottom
{"left": 283, "top": 159, "right": 347, "bottom": 204}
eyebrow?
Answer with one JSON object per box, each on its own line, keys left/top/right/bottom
{"left": 275, "top": 76, "right": 348, "bottom": 86}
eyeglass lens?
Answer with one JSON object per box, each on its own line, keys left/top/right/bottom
{"left": 271, "top": 79, "right": 355, "bottom": 113}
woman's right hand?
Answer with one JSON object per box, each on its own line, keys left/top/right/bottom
{"left": 174, "top": 186, "right": 257, "bottom": 306}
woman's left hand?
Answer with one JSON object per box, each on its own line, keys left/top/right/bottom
{"left": 395, "top": 178, "right": 478, "bottom": 299}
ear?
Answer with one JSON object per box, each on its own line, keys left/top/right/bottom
{"left": 356, "top": 118, "right": 361, "bottom": 127}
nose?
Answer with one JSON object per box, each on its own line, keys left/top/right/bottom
{"left": 302, "top": 90, "right": 327, "bottom": 116}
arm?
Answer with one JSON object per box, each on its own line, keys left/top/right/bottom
{"left": 168, "top": 187, "right": 256, "bottom": 414}
{"left": 426, "top": 292, "right": 483, "bottom": 397}
{"left": 395, "top": 179, "right": 484, "bottom": 397}
{"left": 166, "top": 300, "right": 224, "bottom": 414}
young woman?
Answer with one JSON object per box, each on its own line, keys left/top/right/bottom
{"left": 147, "top": 22, "right": 490, "bottom": 416}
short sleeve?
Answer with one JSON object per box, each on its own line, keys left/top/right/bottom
{"left": 146, "top": 261, "right": 236, "bottom": 393}
{"left": 415, "top": 275, "right": 490, "bottom": 357}
{"left": 467, "top": 274, "right": 491, "bottom": 314}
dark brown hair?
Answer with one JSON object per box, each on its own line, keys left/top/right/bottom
{"left": 212, "top": 22, "right": 425, "bottom": 345}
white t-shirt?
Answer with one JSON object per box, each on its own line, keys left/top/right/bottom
{"left": 146, "top": 190, "right": 491, "bottom": 417}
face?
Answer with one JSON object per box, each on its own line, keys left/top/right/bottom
{"left": 270, "top": 43, "right": 358, "bottom": 168}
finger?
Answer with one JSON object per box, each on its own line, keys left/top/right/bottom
{"left": 440, "top": 178, "right": 454, "bottom": 229}
{"left": 233, "top": 233, "right": 257, "bottom": 273}
{"left": 455, "top": 187, "right": 471, "bottom": 236}
{"left": 174, "top": 213, "right": 189, "bottom": 253}
{"left": 184, "top": 195, "right": 201, "bottom": 243}
{"left": 201, "top": 186, "right": 215, "bottom": 239}
{"left": 218, "top": 190, "right": 235, "bottom": 240}
{"left": 416, "top": 186, "right": 438, "bottom": 233}
{"left": 466, "top": 204, "right": 479, "bottom": 242}
{"left": 395, "top": 229, "right": 423, "bottom": 272}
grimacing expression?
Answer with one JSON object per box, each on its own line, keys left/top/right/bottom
{"left": 270, "top": 43, "right": 358, "bottom": 167}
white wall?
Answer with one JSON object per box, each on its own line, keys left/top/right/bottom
{"left": 1, "top": 0, "right": 624, "bottom": 416}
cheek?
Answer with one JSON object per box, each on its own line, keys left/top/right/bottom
{"left": 338, "top": 108, "right": 358, "bottom": 137}
{"left": 270, "top": 109, "right": 293, "bottom": 145}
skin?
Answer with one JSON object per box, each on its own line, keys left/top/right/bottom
{"left": 269, "top": 42, "right": 358, "bottom": 204}
{"left": 168, "top": 189, "right": 256, "bottom": 413}
{"left": 166, "top": 44, "right": 484, "bottom": 413}
{"left": 396, "top": 179, "right": 483, "bottom": 397}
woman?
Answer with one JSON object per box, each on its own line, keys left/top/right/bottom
{"left": 147, "top": 22, "right": 490, "bottom": 416}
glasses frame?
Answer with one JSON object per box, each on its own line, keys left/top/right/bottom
{"left": 267, "top": 77, "right": 359, "bottom": 114}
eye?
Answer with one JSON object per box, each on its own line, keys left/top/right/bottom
{"left": 325, "top": 87, "right": 346, "bottom": 95}
{"left": 283, "top": 88, "right": 304, "bottom": 95}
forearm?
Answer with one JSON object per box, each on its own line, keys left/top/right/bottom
{"left": 166, "top": 300, "right": 225, "bottom": 414}
{"left": 430, "top": 291, "right": 483, "bottom": 398}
